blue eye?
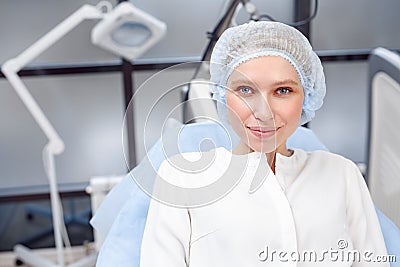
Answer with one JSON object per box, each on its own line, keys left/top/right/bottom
{"left": 276, "top": 88, "right": 291, "bottom": 95}
{"left": 238, "top": 87, "right": 252, "bottom": 94}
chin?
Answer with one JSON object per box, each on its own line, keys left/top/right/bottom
{"left": 248, "top": 139, "right": 278, "bottom": 154}
{"left": 251, "top": 146, "right": 277, "bottom": 154}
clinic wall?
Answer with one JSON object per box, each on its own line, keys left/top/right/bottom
{"left": 0, "top": 74, "right": 127, "bottom": 188}
{"left": 311, "top": 0, "right": 400, "bottom": 51}
{"left": 126, "top": 0, "right": 294, "bottom": 59}
{"left": 0, "top": 0, "right": 118, "bottom": 65}
{"left": 132, "top": 68, "right": 195, "bottom": 162}
{"left": 310, "top": 62, "right": 369, "bottom": 163}
{"left": 310, "top": 0, "right": 400, "bottom": 163}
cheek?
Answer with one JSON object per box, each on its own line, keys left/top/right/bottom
{"left": 276, "top": 98, "right": 303, "bottom": 122}
{"left": 226, "top": 93, "right": 252, "bottom": 123}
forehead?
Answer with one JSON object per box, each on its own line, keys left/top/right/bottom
{"left": 227, "top": 56, "right": 301, "bottom": 85}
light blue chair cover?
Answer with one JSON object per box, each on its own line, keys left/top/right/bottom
{"left": 93, "top": 121, "right": 399, "bottom": 267}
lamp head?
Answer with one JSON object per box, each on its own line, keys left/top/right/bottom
{"left": 91, "top": 2, "right": 167, "bottom": 61}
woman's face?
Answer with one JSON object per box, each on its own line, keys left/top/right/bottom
{"left": 226, "top": 56, "right": 304, "bottom": 154}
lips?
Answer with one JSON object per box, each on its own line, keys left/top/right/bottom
{"left": 247, "top": 126, "right": 280, "bottom": 139}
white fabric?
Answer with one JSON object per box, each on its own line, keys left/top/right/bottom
{"left": 140, "top": 147, "right": 388, "bottom": 266}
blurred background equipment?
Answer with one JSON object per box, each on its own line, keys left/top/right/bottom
{"left": 367, "top": 47, "right": 400, "bottom": 228}
{"left": 1, "top": 1, "right": 166, "bottom": 266}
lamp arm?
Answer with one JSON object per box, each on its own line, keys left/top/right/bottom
{"left": 0, "top": 3, "right": 109, "bottom": 155}
{"left": 8, "top": 5, "right": 105, "bottom": 71}
{"left": 1, "top": 69, "right": 65, "bottom": 154}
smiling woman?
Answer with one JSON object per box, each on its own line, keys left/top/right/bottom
{"left": 139, "top": 21, "right": 390, "bottom": 267}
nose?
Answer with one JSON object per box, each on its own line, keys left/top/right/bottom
{"left": 252, "top": 95, "right": 273, "bottom": 122}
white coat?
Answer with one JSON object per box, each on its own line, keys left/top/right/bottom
{"left": 140, "top": 148, "right": 388, "bottom": 266}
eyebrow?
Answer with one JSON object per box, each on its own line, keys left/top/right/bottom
{"left": 272, "top": 79, "right": 300, "bottom": 86}
{"left": 227, "top": 78, "right": 300, "bottom": 88}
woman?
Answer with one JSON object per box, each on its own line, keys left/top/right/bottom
{"left": 140, "top": 21, "right": 388, "bottom": 266}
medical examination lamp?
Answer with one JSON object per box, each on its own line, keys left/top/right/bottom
{"left": 1, "top": 2, "right": 166, "bottom": 267}
{"left": 92, "top": 1, "right": 166, "bottom": 60}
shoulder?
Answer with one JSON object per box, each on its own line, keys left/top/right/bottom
{"left": 296, "top": 149, "right": 365, "bottom": 191}
{"left": 299, "top": 149, "right": 360, "bottom": 172}
{"left": 304, "top": 149, "right": 354, "bottom": 164}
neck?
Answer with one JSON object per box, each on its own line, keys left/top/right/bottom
{"left": 266, "top": 152, "right": 276, "bottom": 174}
{"left": 232, "top": 142, "right": 292, "bottom": 174}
